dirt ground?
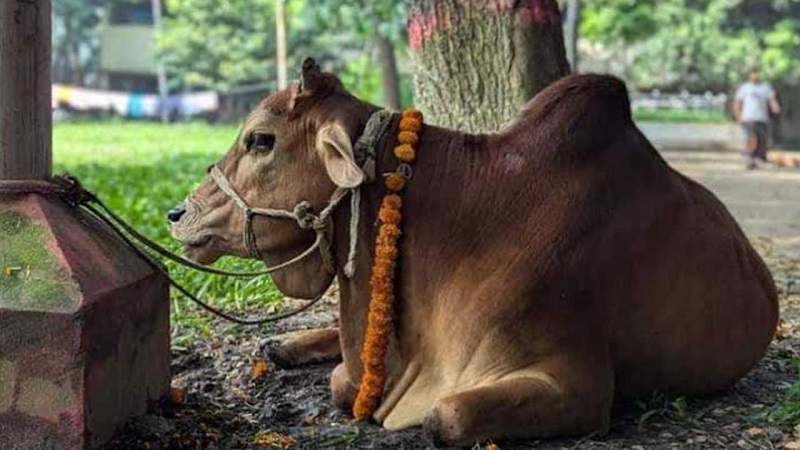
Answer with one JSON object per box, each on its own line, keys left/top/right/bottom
{"left": 105, "top": 150, "right": 800, "bottom": 450}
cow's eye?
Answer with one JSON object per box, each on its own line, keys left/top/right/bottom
{"left": 247, "top": 133, "right": 275, "bottom": 153}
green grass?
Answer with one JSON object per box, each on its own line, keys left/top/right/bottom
{"left": 633, "top": 108, "right": 729, "bottom": 123}
{"left": 763, "top": 358, "right": 800, "bottom": 426}
{"left": 54, "top": 121, "right": 284, "bottom": 342}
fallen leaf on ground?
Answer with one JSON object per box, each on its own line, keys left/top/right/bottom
{"left": 252, "top": 358, "right": 269, "bottom": 380}
{"left": 169, "top": 386, "right": 186, "bottom": 404}
{"left": 486, "top": 443, "right": 501, "bottom": 450}
{"left": 744, "top": 427, "right": 764, "bottom": 438}
{"left": 254, "top": 431, "right": 296, "bottom": 449}
{"left": 775, "top": 319, "right": 790, "bottom": 340}
{"left": 785, "top": 441, "right": 800, "bottom": 450}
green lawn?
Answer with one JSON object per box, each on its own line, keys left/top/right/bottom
{"left": 633, "top": 108, "right": 729, "bottom": 123}
{"left": 54, "top": 121, "right": 284, "bottom": 342}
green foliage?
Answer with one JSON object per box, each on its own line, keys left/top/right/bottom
{"left": 763, "top": 358, "right": 800, "bottom": 426}
{"left": 762, "top": 19, "right": 800, "bottom": 81}
{"left": 157, "top": 0, "right": 409, "bottom": 103}
{"left": 53, "top": 122, "right": 284, "bottom": 341}
{"left": 294, "top": 0, "right": 409, "bottom": 106}
{"left": 301, "top": 0, "right": 406, "bottom": 43}
{"left": 635, "top": 393, "right": 694, "bottom": 430}
{"left": 581, "top": 0, "right": 800, "bottom": 90}
{"left": 580, "top": 0, "right": 658, "bottom": 44}
{"left": 158, "top": 0, "right": 278, "bottom": 90}
{"left": 336, "top": 52, "right": 413, "bottom": 107}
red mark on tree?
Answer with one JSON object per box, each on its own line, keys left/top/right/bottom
{"left": 487, "top": 0, "right": 516, "bottom": 14}
{"left": 407, "top": 8, "right": 455, "bottom": 50}
{"left": 517, "top": 0, "right": 562, "bottom": 24}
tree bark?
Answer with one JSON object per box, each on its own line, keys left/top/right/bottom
{"left": 0, "top": 0, "right": 52, "bottom": 180}
{"left": 275, "top": 0, "right": 288, "bottom": 90}
{"left": 372, "top": 16, "right": 401, "bottom": 110}
{"left": 564, "top": 0, "right": 580, "bottom": 73}
{"left": 376, "top": 31, "right": 402, "bottom": 110}
{"left": 68, "top": 38, "right": 84, "bottom": 86}
{"left": 407, "top": 0, "right": 570, "bottom": 133}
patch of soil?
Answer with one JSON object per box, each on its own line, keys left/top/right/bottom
{"left": 105, "top": 240, "right": 800, "bottom": 450}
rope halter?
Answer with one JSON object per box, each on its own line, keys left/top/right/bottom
{"left": 207, "top": 109, "right": 393, "bottom": 278}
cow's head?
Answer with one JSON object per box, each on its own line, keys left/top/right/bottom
{"left": 168, "top": 58, "right": 371, "bottom": 298}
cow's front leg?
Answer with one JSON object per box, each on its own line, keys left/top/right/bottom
{"left": 267, "top": 327, "right": 341, "bottom": 368}
{"left": 424, "top": 355, "right": 613, "bottom": 446}
{"left": 330, "top": 362, "right": 358, "bottom": 411}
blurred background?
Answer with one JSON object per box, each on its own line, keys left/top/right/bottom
{"left": 53, "top": 1, "right": 800, "bottom": 133}
{"left": 48, "top": 0, "right": 800, "bottom": 340}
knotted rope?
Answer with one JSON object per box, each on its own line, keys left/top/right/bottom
{"left": 0, "top": 111, "right": 394, "bottom": 326}
{"left": 0, "top": 175, "right": 328, "bottom": 324}
{"left": 206, "top": 109, "right": 393, "bottom": 280}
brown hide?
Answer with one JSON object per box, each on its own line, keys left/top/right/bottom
{"left": 327, "top": 74, "right": 777, "bottom": 441}
{"left": 171, "top": 69, "right": 778, "bottom": 445}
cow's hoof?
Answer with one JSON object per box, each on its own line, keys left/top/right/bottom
{"left": 423, "top": 401, "right": 467, "bottom": 448}
{"left": 423, "top": 409, "right": 445, "bottom": 447}
{"left": 266, "top": 345, "right": 297, "bottom": 369}
{"left": 330, "top": 363, "right": 357, "bottom": 411}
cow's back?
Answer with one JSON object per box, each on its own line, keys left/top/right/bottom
{"left": 584, "top": 125, "right": 779, "bottom": 399}
{"left": 383, "top": 74, "right": 778, "bottom": 426}
{"left": 485, "top": 74, "right": 776, "bottom": 399}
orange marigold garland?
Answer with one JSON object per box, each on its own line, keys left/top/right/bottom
{"left": 394, "top": 144, "right": 415, "bottom": 163}
{"left": 353, "top": 109, "right": 423, "bottom": 421}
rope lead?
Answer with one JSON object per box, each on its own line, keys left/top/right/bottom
{"left": 0, "top": 175, "right": 325, "bottom": 325}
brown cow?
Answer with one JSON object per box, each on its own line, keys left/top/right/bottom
{"left": 168, "top": 59, "right": 778, "bottom": 446}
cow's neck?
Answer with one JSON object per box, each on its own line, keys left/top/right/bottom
{"left": 332, "top": 112, "right": 488, "bottom": 382}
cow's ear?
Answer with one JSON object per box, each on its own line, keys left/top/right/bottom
{"left": 316, "top": 122, "right": 364, "bottom": 188}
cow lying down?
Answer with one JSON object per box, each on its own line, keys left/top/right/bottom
{"left": 169, "top": 59, "right": 778, "bottom": 446}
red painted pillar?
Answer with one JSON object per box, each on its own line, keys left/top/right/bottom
{"left": 0, "top": 1, "right": 171, "bottom": 448}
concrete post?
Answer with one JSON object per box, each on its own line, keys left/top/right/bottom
{"left": 0, "top": 2, "right": 171, "bottom": 448}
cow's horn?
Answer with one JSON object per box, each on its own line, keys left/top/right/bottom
{"left": 300, "top": 57, "right": 322, "bottom": 91}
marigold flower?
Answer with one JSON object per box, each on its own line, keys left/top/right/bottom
{"left": 354, "top": 108, "right": 423, "bottom": 422}
{"left": 381, "top": 224, "right": 401, "bottom": 239}
{"left": 383, "top": 194, "right": 402, "bottom": 209}
{"left": 385, "top": 173, "right": 406, "bottom": 192}
{"left": 379, "top": 208, "right": 402, "bottom": 225}
{"left": 397, "top": 131, "right": 419, "bottom": 147}
{"left": 402, "top": 108, "right": 423, "bottom": 122}
{"left": 394, "top": 144, "right": 416, "bottom": 163}
{"left": 399, "top": 118, "right": 423, "bottom": 134}
{"left": 375, "top": 245, "right": 398, "bottom": 260}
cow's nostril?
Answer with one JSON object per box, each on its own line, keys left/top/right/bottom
{"left": 167, "top": 204, "right": 187, "bottom": 223}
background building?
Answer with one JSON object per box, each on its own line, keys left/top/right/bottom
{"left": 100, "top": 1, "right": 159, "bottom": 93}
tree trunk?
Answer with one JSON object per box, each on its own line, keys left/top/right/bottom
{"left": 0, "top": 0, "right": 51, "bottom": 179}
{"left": 376, "top": 32, "right": 402, "bottom": 110}
{"left": 564, "top": 0, "right": 580, "bottom": 73}
{"left": 275, "top": 0, "right": 288, "bottom": 90}
{"left": 67, "top": 35, "right": 83, "bottom": 86}
{"left": 372, "top": 16, "right": 401, "bottom": 110}
{"left": 407, "top": 0, "right": 570, "bottom": 133}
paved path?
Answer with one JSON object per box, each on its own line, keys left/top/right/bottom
{"left": 663, "top": 150, "right": 800, "bottom": 259}
{"left": 640, "top": 122, "right": 744, "bottom": 151}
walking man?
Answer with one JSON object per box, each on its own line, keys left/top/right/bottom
{"left": 734, "top": 68, "right": 781, "bottom": 169}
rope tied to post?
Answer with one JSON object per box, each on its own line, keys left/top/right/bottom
{"left": 0, "top": 110, "right": 395, "bottom": 325}
{"left": 0, "top": 174, "right": 325, "bottom": 325}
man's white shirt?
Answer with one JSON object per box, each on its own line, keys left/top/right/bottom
{"left": 736, "top": 82, "right": 775, "bottom": 122}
